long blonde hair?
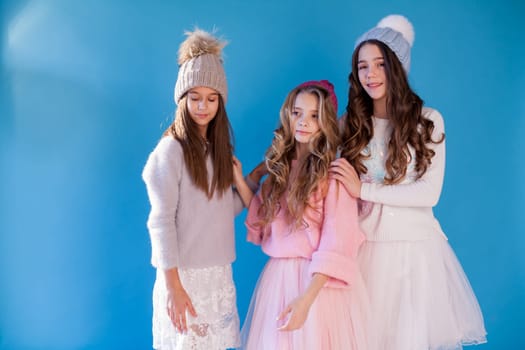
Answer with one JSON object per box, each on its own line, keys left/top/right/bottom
{"left": 258, "top": 84, "right": 340, "bottom": 231}
{"left": 164, "top": 94, "right": 234, "bottom": 198}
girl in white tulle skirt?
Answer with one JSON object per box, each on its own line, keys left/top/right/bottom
{"left": 331, "top": 14, "right": 487, "bottom": 350}
{"left": 239, "top": 80, "right": 372, "bottom": 350}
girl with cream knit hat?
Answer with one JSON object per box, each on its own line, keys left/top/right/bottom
{"left": 143, "top": 28, "right": 248, "bottom": 350}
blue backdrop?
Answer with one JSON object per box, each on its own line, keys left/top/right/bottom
{"left": 1, "top": 0, "right": 524, "bottom": 349}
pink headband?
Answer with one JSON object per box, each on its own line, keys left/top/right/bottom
{"left": 296, "top": 79, "right": 338, "bottom": 112}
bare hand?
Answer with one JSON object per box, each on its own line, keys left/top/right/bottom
{"left": 166, "top": 286, "right": 197, "bottom": 333}
{"left": 276, "top": 296, "right": 312, "bottom": 332}
{"left": 248, "top": 161, "right": 268, "bottom": 185}
{"left": 329, "top": 158, "right": 362, "bottom": 198}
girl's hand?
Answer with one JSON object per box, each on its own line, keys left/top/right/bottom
{"left": 329, "top": 158, "right": 362, "bottom": 198}
{"left": 248, "top": 161, "right": 268, "bottom": 185}
{"left": 166, "top": 286, "right": 197, "bottom": 333}
{"left": 232, "top": 155, "right": 254, "bottom": 207}
{"left": 276, "top": 295, "right": 313, "bottom": 332}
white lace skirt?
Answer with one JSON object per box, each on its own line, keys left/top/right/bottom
{"left": 152, "top": 264, "right": 241, "bottom": 350}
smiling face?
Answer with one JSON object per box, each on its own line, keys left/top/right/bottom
{"left": 357, "top": 43, "right": 388, "bottom": 109}
{"left": 186, "top": 86, "right": 220, "bottom": 138}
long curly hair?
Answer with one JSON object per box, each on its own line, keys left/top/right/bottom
{"left": 258, "top": 85, "right": 340, "bottom": 230}
{"left": 164, "top": 94, "right": 234, "bottom": 198}
{"left": 340, "top": 40, "right": 444, "bottom": 184}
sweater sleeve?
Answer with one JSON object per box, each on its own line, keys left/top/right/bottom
{"left": 245, "top": 175, "right": 261, "bottom": 193}
{"left": 309, "top": 180, "right": 365, "bottom": 288}
{"left": 360, "top": 108, "right": 446, "bottom": 207}
{"left": 244, "top": 190, "right": 264, "bottom": 245}
{"left": 142, "top": 137, "right": 182, "bottom": 269}
{"left": 232, "top": 188, "right": 244, "bottom": 215}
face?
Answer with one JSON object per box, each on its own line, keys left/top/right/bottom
{"left": 186, "top": 86, "right": 220, "bottom": 137}
{"left": 291, "top": 91, "right": 320, "bottom": 145}
{"left": 357, "top": 43, "right": 388, "bottom": 104}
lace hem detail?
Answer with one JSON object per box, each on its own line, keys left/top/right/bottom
{"left": 152, "top": 264, "right": 240, "bottom": 349}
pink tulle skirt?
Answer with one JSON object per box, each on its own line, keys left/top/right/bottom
{"left": 240, "top": 257, "right": 371, "bottom": 350}
{"left": 358, "top": 236, "right": 487, "bottom": 350}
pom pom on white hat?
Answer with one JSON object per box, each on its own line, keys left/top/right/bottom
{"left": 355, "top": 14, "right": 415, "bottom": 72}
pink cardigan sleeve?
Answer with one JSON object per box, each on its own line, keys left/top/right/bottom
{"left": 309, "top": 179, "right": 365, "bottom": 287}
{"left": 245, "top": 191, "right": 264, "bottom": 245}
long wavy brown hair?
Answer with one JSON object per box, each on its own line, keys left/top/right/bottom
{"left": 258, "top": 85, "right": 340, "bottom": 231}
{"left": 164, "top": 94, "right": 234, "bottom": 197}
{"left": 340, "top": 40, "right": 444, "bottom": 184}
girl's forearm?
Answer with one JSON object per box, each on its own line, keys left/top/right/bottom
{"left": 235, "top": 177, "right": 254, "bottom": 207}
{"left": 163, "top": 267, "right": 184, "bottom": 291}
{"left": 302, "top": 273, "right": 329, "bottom": 304}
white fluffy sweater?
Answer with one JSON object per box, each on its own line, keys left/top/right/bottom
{"left": 359, "top": 107, "right": 447, "bottom": 241}
{"left": 142, "top": 136, "right": 243, "bottom": 269}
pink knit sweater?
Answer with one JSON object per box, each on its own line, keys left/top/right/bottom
{"left": 246, "top": 177, "right": 364, "bottom": 288}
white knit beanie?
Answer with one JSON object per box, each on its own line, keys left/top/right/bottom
{"left": 355, "top": 15, "right": 415, "bottom": 73}
{"left": 174, "top": 29, "right": 228, "bottom": 104}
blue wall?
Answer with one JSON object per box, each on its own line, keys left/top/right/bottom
{"left": 1, "top": 0, "right": 523, "bottom": 349}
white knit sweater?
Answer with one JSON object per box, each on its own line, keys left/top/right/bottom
{"left": 142, "top": 136, "right": 243, "bottom": 269}
{"left": 359, "top": 107, "right": 447, "bottom": 241}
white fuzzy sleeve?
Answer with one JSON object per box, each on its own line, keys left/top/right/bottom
{"left": 142, "top": 137, "right": 182, "bottom": 269}
{"left": 360, "top": 108, "right": 446, "bottom": 207}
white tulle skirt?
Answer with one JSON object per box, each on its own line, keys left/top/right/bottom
{"left": 152, "top": 264, "right": 240, "bottom": 350}
{"left": 239, "top": 257, "right": 372, "bottom": 350}
{"left": 358, "top": 236, "right": 487, "bottom": 350}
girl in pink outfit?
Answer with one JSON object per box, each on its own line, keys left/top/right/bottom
{"left": 238, "top": 80, "right": 371, "bottom": 350}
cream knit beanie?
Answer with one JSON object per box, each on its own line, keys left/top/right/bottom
{"left": 174, "top": 29, "right": 228, "bottom": 104}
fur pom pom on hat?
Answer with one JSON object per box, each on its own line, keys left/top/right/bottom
{"left": 174, "top": 29, "right": 228, "bottom": 104}
{"left": 355, "top": 15, "right": 414, "bottom": 72}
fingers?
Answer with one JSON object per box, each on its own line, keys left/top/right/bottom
{"left": 255, "top": 161, "right": 267, "bottom": 173}
{"left": 179, "top": 312, "right": 188, "bottom": 333}
{"left": 277, "top": 321, "right": 291, "bottom": 331}
{"left": 167, "top": 305, "right": 195, "bottom": 333}
{"left": 330, "top": 158, "right": 354, "bottom": 174}
{"left": 232, "top": 156, "right": 243, "bottom": 175}
{"left": 276, "top": 305, "right": 293, "bottom": 331}
{"left": 169, "top": 310, "right": 187, "bottom": 333}
{"left": 167, "top": 306, "right": 183, "bottom": 333}
{"left": 187, "top": 300, "right": 198, "bottom": 317}
{"left": 167, "top": 305, "right": 176, "bottom": 328}
{"left": 276, "top": 305, "right": 292, "bottom": 321}
{"left": 277, "top": 314, "right": 297, "bottom": 332}
{"left": 329, "top": 173, "right": 346, "bottom": 184}
{"left": 330, "top": 157, "right": 351, "bottom": 168}
{"left": 330, "top": 159, "right": 360, "bottom": 185}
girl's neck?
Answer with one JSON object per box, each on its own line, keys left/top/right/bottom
{"left": 198, "top": 125, "right": 208, "bottom": 140}
{"left": 294, "top": 143, "right": 310, "bottom": 162}
{"left": 373, "top": 100, "right": 388, "bottom": 119}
